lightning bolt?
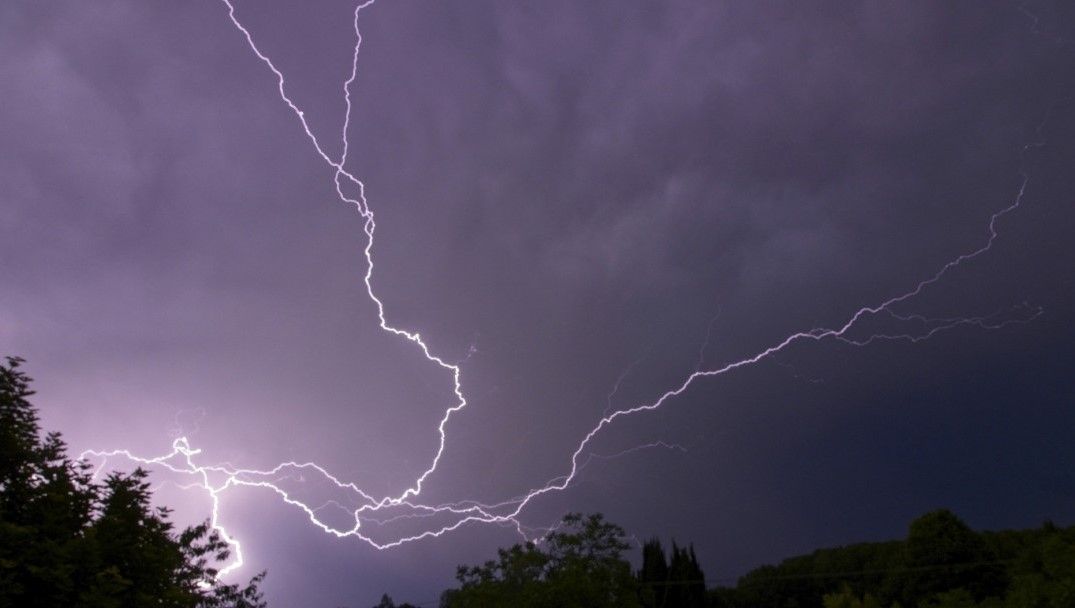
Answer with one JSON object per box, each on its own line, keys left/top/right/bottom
{"left": 80, "top": 0, "right": 1062, "bottom": 579}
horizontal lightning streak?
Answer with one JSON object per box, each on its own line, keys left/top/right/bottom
{"left": 81, "top": 0, "right": 1057, "bottom": 579}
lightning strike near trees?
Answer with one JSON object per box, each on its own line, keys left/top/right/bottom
{"left": 81, "top": 0, "right": 1060, "bottom": 579}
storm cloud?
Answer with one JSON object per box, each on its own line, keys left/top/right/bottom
{"left": 2, "top": 1, "right": 1074, "bottom": 605}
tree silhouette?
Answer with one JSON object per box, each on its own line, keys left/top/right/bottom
{"left": 441, "top": 513, "right": 640, "bottom": 608}
{"left": 638, "top": 538, "right": 670, "bottom": 607}
{"left": 371, "top": 593, "right": 417, "bottom": 608}
{"left": 902, "top": 509, "right": 1003, "bottom": 604}
{"left": 0, "top": 356, "right": 266, "bottom": 608}
{"left": 637, "top": 537, "right": 706, "bottom": 608}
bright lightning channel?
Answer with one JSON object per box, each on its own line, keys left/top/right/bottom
{"left": 81, "top": 0, "right": 1053, "bottom": 578}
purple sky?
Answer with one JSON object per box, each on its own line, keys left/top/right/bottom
{"left": 3, "top": 1, "right": 1075, "bottom": 606}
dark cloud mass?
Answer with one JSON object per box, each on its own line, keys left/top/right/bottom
{"left": 2, "top": 1, "right": 1075, "bottom": 605}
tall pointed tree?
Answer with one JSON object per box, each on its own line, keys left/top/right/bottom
{"left": 638, "top": 538, "right": 669, "bottom": 608}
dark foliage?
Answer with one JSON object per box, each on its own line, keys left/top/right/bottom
{"left": 381, "top": 504, "right": 1075, "bottom": 607}
{"left": 710, "top": 509, "right": 1075, "bottom": 608}
{"left": 439, "top": 513, "right": 640, "bottom": 608}
{"left": 371, "top": 593, "right": 417, "bottom": 608}
{"left": 638, "top": 538, "right": 706, "bottom": 608}
{"left": 0, "top": 357, "right": 266, "bottom": 608}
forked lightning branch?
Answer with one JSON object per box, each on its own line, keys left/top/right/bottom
{"left": 82, "top": 0, "right": 1050, "bottom": 578}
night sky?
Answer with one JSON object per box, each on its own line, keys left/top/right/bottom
{"left": 3, "top": 1, "right": 1075, "bottom": 606}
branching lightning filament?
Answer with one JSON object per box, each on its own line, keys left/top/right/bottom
{"left": 80, "top": 0, "right": 1053, "bottom": 578}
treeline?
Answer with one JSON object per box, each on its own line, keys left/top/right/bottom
{"left": 372, "top": 513, "right": 707, "bottom": 608}
{"left": 7, "top": 355, "right": 1074, "bottom": 608}
{"left": 369, "top": 504, "right": 1075, "bottom": 608}
{"left": 378, "top": 505, "right": 1075, "bottom": 607}
{"left": 0, "top": 357, "right": 266, "bottom": 608}
{"left": 710, "top": 509, "right": 1075, "bottom": 608}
